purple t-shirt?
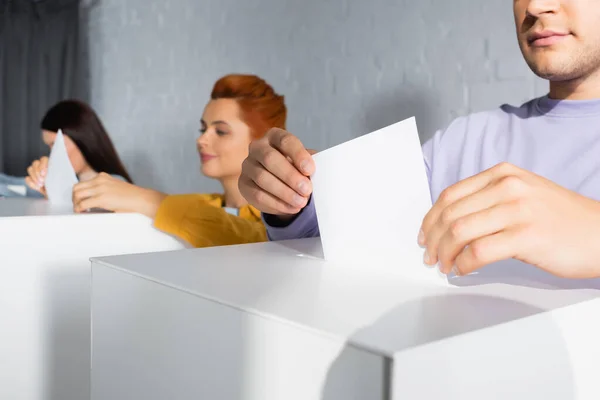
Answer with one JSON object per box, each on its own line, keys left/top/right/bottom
{"left": 264, "top": 96, "right": 600, "bottom": 288}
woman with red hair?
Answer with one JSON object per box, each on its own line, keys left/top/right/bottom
{"left": 72, "top": 74, "right": 286, "bottom": 247}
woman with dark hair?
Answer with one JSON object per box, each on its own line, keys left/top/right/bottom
{"left": 0, "top": 100, "right": 132, "bottom": 197}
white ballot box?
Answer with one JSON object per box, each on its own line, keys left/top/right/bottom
{"left": 0, "top": 196, "right": 74, "bottom": 217}
{"left": 0, "top": 198, "right": 187, "bottom": 400}
{"left": 91, "top": 238, "right": 600, "bottom": 400}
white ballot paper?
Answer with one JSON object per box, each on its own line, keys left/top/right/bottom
{"left": 311, "top": 117, "right": 446, "bottom": 285}
{"left": 45, "top": 129, "right": 78, "bottom": 206}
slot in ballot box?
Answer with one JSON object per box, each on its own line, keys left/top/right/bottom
{"left": 0, "top": 198, "right": 188, "bottom": 400}
{"left": 91, "top": 238, "right": 600, "bottom": 400}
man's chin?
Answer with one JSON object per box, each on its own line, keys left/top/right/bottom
{"left": 532, "top": 69, "right": 581, "bottom": 82}
{"left": 525, "top": 59, "right": 577, "bottom": 82}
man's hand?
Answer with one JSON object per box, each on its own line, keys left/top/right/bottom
{"left": 420, "top": 162, "right": 600, "bottom": 279}
{"left": 239, "top": 128, "right": 315, "bottom": 218}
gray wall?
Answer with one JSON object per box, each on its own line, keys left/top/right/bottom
{"left": 87, "top": 0, "right": 547, "bottom": 194}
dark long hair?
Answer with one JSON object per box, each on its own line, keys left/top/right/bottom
{"left": 40, "top": 100, "right": 133, "bottom": 183}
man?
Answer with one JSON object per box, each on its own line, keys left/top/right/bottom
{"left": 239, "top": 0, "right": 600, "bottom": 280}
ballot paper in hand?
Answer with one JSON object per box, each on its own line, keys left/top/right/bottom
{"left": 45, "top": 129, "right": 78, "bottom": 206}
{"left": 311, "top": 117, "right": 446, "bottom": 285}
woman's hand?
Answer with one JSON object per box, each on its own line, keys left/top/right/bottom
{"left": 72, "top": 173, "right": 166, "bottom": 218}
{"left": 24, "top": 156, "right": 49, "bottom": 197}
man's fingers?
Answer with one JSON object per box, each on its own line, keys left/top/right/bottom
{"left": 436, "top": 202, "right": 522, "bottom": 273}
{"left": 241, "top": 129, "right": 314, "bottom": 217}
{"left": 253, "top": 145, "right": 312, "bottom": 198}
{"left": 421, "top": 163, "right": 526, "bottom": 245}
{"left": 239, "top": 176, "right": 302, "bottom": 215}
{"left": 423, "top": 179, "right": 520, "bottom": 265}
{"left": 267, "top": 128, "right": 315, "bottom": 176}
{"left": 454, "top": 229, "right": 521, "bottom": 276}
{"left": 243, "top": 159, "right": 308, "bottom": 210}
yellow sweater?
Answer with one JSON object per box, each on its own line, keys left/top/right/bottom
{"left": 154, "top": 193, "right": 267, "bottom": 248}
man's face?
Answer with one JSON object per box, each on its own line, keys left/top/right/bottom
{"left": 515, "top": 0, "right": 600, "bottom": 82}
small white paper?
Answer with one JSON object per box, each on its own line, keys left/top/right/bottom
{"left": 7, "top": 185, "right": 26, "bottom": 196}
{"left": 311, "top": 117, "right": 447, "bottom": 286}
{"left": 45, "top": 129, "right": 78, "bottom": 206}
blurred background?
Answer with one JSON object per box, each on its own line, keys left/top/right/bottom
{"left": 1, "top": 0, "right": 547, "bottom": 194}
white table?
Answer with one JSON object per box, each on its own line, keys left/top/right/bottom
{"left": 0, "top": 197, "right": 74, "bottom": 217}
{"left": 90, "top": 238, "right": 600, "bottom": 400}
{"left": 0, "top": 198, "right": 188, "bottom": 400}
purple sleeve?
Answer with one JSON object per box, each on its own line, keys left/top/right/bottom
{"left": 421, "top": 136, "right": 435, "bottom": 202}
{"left": 263, "top": 196, "right": 320, "bottom": 241}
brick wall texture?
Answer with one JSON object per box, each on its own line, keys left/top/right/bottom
{"left": 87, "top": 0, "right": 547, "bottom": 193}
